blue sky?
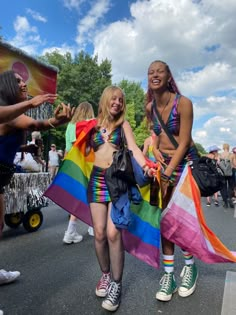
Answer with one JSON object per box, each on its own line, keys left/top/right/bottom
{"left": 1, "top": 0, "right": 236, "bottom": 151}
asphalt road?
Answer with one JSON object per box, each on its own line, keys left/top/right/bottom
{"left": 0, "top": 200, "right": 236, "bottom": 315}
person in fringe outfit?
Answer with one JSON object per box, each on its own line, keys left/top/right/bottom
{"left": 145, "top": 60, "right": 199, "bottom": 301}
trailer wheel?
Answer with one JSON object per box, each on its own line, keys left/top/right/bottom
{"left": 4, "top": 212, "right": 24, "bottom": 228}
{"left": 23, "top": 209, "right": 43, "bottom": 232}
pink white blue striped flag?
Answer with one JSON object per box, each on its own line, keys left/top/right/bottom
{"left": 161, "top": 164, "right": 236, "bottom": 263}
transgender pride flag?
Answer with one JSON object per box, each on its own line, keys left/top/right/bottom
{"left": 161, "top": 165, "right": 236, "bottom": 264}
{"left": 44, "top": 120, "right": 161, "bottom": 269}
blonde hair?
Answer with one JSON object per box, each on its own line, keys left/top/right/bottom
{"left": 31, "top": 131, "right": 41, "bottom": 140}
{"left": 71, "top": 102, "right": 94, "bottom": 124}
{"left": 223, "top": 143, "right": 230, "bottom": 151}
{"left": 97, "top": 86, "right": 126, "bottom": 130}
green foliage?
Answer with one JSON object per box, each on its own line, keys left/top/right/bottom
{"left": 39, "top": 50, "right": 112, "bottom": 114}
{"left": 125, "top": 102, "right": 136, "bottom": 130}
{"left": 118, "top": 80, "right": 145, "bottom": 126}
{"left": 37, "top": 49, "right": 207, "bottom": 154}
{"left": 195, "top": 142, "right": 207, "bottom": 155}
{"left": 39, "top": 49, "right": 112, "bottom": 150}
{"left": 133, "top": 118, "right": 150, "bottom": 148}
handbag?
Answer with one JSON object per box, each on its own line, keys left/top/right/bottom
{"left": 152, "top": 100, "right": 225, "bottom": 196}
{"left": 107, "top": 126, "right": 136, "bottom": 186}
{"left": 105, "top": 164, "right": 128, "bottom": 204}
{"left": 105, "top": 126, "right": 136, "bottom": 203}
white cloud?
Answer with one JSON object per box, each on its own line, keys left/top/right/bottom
{"left": 178, "top": 63, "right": 236, "bottom": 97}
{"left": 5, "top": 0, "right": 236, "bottom": 150}
{"left": 10, "top": 16, "right": 43, "bottom": 54}
{"left": 92, "top": 0, "right": 236, "bottom": 149}
{"left": 26, "top": 9, "right": 47, "bottom": 23}
{"left": 13, "top": 16, "right": 37, "bottom": 33}
{"left": 63, "top": 0, "right": 86, "bottom": 10}
{"left": 193, "top": 113, "right": 236, "bottom": 151}
{"left": 76, "top": 0, "right": 111, "bottom": 47}
{"left": 42, "top": 44, "right": 76, "bottom": 56}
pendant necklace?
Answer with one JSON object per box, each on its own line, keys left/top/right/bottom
{"left": 101, "top": 127, "right": 110, "bottom": 142}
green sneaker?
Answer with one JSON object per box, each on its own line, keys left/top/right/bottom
{"left": 178, "top": 263, "right": 198, "bottom": 297}
{"left": 156, "top": 272, "right": 177, "bottom": 301}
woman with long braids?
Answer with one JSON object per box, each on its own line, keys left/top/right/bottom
{"left": 0, "top": 70, "right": 73, "bottom": 237}
{"left": 146, "top": 60, "right": 199, "bottom": 301}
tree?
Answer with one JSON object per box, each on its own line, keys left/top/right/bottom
{"left": 39, "top": 50, "right": 112, "bottom": 111}
{"left": 133, "top": 117, "right": 150, "bottom": 148}
{"left": 195, "top": 142, "right": 207, "bottom": 155}
{"left": 39, "top": 50, "right": 112, "bottom": 150}
{"left": 125, "top": 101, "right": 136, "bottom": 130}
{"left": 118, "top": 80, "right": 145, "bottom": 126}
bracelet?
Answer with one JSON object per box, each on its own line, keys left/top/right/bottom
{"left": 161, "top": 173, "right": 171, "bottom": 181}
{"left": 167, "top": 165, "right": 175, "bottom": 171}
{"left": 48, "top": 118, "right": 55, "bottom": 128}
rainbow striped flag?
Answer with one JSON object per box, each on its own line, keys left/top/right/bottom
{"left": 44, "top": 120, "right": 161, "bottom": 269}
{"left": 161, "top": 164, "right": 236, "bottom": 263}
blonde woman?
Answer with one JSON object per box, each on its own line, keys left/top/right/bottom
{"left": 88, "top": 86, "right": 150, "bottom": 312}
{"left": 63, "top": 102, "right": 95, "bottom": 244}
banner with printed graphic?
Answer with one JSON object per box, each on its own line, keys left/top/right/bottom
{"left": 0, "top": 41, "right": 57, "bottom": 96}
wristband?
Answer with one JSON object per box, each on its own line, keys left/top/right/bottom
{"left": 48, "top": 118, "right": 56, "bottom": 128}
{"left": 161, "top": 173, "right": 171, "bottom": 181}
{"left": 167, "top": 165, "right": 175, "bottom": 171}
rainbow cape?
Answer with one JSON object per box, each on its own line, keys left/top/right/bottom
{"left": 44, "top": 120, "right": 161, "bottom": 269}
{"left": 161, "top": 164, "right": 236, "bottom": 263}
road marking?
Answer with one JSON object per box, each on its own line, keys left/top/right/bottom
{"left": 221, "top": 271, "right": 236, "bottom": 315}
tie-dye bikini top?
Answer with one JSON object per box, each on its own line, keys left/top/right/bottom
{"left": 90, "top": 126, "right": 122, "bottom": 151}
{"left": 151, "top": 94, "right": 181, "bottom": 136}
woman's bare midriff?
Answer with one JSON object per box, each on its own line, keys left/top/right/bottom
{"left": 94, "top": 142, "right": 119, "bottom": 169}
{"left": 158, "top": 134, "right": 194, "bottom": 157}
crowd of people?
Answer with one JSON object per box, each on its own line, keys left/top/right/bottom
{"left": 206, "top": 144, "right": 236, "bottom": 208}
{"left": 0, "top": 60, "right": 235, "bottom": 314}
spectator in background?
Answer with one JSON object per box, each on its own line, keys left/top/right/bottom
{"left": 206, "top": 145, "right": 220, "bottom": 207}
{"left": 30, "top": 132, "right": 45, "bottom": 171}
{"left": 219, "top": 143, "right": 234, "bottom": 208}
{"left": 48, "top": 144, "right": 63, "bottom": 180}
{"left": 63, "top": 102, "right": 95, "bottom": 244}
{"left": 231, "top": 147, "right": 236, "bottom": 202}
{"left": 30, "top": 131, "right": 41, "bottom": 145}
